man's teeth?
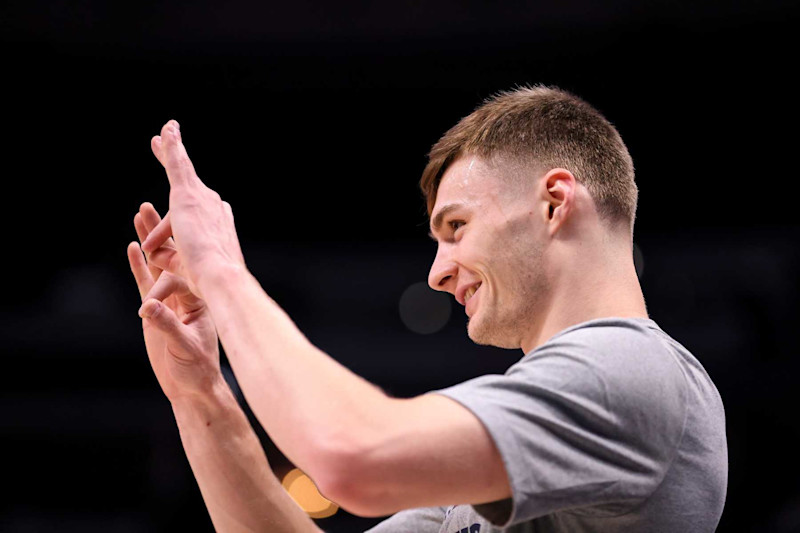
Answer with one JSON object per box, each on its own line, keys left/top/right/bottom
{"left": 465, "top": 285, "right": 478, "bottom": 302}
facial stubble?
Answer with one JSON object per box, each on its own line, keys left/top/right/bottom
{"left": 466, "top": 238, "right": 546, "bottom": 351}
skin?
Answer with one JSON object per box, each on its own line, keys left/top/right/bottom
{"left": 130, "top": 121, "right": 647, "bottom": 529}
{"left": 129, "top": 202, "right": 323, "bottom": 533}
{"left": 428, "top": 155, "right": 548, "bottom": 350}
{"left": 132, "top": 121, "right": 512, "bottom": 527}
{"left": 428, "top": 155, "right": 648, "bottom": 354}
{"left": 128, "top": 204, "right": 220, "bottom": 401}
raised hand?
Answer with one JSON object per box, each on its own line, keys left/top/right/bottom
{"left": 142, "top": 121, "right": 246, "bottom": 297}
{"left": 128, "top": 202, "right": 223, "bottom": 401}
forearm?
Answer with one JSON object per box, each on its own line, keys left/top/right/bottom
{"left": 172, "top": 376, "right": 322, "bottom": 533}
{"left": 198, "top": 264, "right": 390, "bottom": 485}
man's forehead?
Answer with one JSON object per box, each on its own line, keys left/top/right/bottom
{"left": 436, "top": 156, "right": 489, "bottom": 200}
{"left": 428, "top": 157, "right": 496, "bottom": 237}
{"left": 432, "top": 156, "right": 502, "bottom": 210}
{"left": 434, "top": 153, "right": 545, "bottom": 209}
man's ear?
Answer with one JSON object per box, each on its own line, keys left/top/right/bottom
{"left": 539, "top": 168, "right": 577, "bottom": 235}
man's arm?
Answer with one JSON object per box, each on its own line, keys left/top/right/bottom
{"left": 129, "top": 202, "right": 321, "bottom": 532}
{"left": 144, "top": 121, "right": 512, "bottom": 516}
{"left": 196, "top": 264, "right": 512, "bottom": 517}
{"left": 172, "top": 376, "right": 323, "bottom": 533}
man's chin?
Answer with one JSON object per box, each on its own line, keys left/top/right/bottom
{"left": 467, "top": 316, "right": 518, "bottom": 349}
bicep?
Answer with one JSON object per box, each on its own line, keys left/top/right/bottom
{"left": 335, "top": 393, "right": 511, "bottom": 516}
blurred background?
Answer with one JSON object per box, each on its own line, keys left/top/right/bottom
{"left": 2, "top": 1, "right": 799, "bottom": 531}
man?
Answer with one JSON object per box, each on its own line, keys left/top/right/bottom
{"left": 127, "top": 85, "right": 728, "bottom": 532}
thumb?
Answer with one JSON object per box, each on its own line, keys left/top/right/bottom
{"left": 139, "top": 299, "right": 183, "bottom": 335}
{"left": 147, "top": 245, "right": 184, "bottom": 278}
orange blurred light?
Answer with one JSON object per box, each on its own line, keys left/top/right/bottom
{"left": 281, "top": 468, "right": 339, "bottom": 519}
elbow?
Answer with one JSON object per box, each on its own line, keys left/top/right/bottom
{"left": 309, "top": 438, "right": 395, "bottom": 518}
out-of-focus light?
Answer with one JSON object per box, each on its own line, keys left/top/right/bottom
{"left": 281, "top": 468, "right": 339, "bottom": 519}
{"left": 633, "top": 242, "right": 645, "bottom": 279}
{"left": 399, "top": 281, "right": 452, "bottom": 334}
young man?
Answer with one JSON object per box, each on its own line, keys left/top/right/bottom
{"left": 128, "top": 86, "right": 727, "bottom": 532}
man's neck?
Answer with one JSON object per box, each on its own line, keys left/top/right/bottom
{"left": 520, "top": 242, "right": 648, "bottom": 354}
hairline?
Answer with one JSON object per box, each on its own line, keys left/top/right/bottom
{"left": 429, "top": 152, "right": 634, "bottom": 237}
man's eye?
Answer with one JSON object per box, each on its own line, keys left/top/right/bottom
{"left": 449, "top": 220, "right": 465, "bottom": 232}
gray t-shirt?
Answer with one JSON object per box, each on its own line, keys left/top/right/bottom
{"left": 365, "top": 318, "right": 728, "bottom": 532}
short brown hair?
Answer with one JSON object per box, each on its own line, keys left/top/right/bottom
{"left": 420, "top": 85, "right": 637, "bottom": 228}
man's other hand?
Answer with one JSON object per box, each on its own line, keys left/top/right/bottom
{"left": 128, "top": 202, "right": 223, "bottom": 401}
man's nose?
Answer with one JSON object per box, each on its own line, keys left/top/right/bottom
{"left": 428, "top": 246, "right": 457, "bottom": 293}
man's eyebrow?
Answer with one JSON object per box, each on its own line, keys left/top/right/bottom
{"left": 429, "top": 203, "right": 462, "bottom": 239}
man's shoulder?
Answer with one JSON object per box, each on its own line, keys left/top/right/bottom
{"left": 538, "top": 317, "right": 670, "bottom": 356}
{"left": 504, "top": 317, "right": 690, "bottom": 427}
{"left": 516, "top": 317, "right": 685, "bottom": 387}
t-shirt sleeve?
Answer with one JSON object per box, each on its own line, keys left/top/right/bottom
{"left": 431, "top": 321, "right": 688, "bottom": 527}
{"left": 362, "top": 506, "right": 446, "bottom": 532}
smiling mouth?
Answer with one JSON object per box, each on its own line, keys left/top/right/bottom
{"left": 464, "top": 283, "right": 481, "bottom": 304}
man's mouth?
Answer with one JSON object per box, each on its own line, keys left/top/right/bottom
{"left": 464, "top": 282, "right": 483, "bottom": 318}
{"left": 465, "top": 283, "right": 480, "bottom": 303}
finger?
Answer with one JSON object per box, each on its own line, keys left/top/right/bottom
{"left": 141, "top": 212, "right": 173, "bottom": 254}
{"left": 151, "top": 135, "right": 165, "bottom": 168}
{"left": 139, "top": 298, "right": 188, "bottom": 338}
{"left": 134, "top": 208, "right": 163, "bottom": 280}
{"left": 127, "top": 242, "right": 155, "bottom": 300}
{"left": 148, "top": 245, "right": 183, "bottom": 276}
{"left": 140, "top": 202, "right": 175, "bottom": 250}
{"left": 140, "top": 202, "right": 164, "bottom": 234}
{"left": 143, "top": 271, "right": 205, "bottom": 315}
{"left": 143, "top": 272, "right": 188, "bottom": 304}
{"left": 133, "top": 212, "right": 148, "bottom": 244}
{"left": 160, "top": 120, "right": 199, "bottom": 189}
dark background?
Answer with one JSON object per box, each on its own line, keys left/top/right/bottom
{"left": 2, "top": 1, "right": 799, "bottom": 531}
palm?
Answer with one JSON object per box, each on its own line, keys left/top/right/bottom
{"left": 141, "top": 273, "right": 220, "bottom": 399}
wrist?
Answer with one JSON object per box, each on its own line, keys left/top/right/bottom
{"left": 170, "top": 372, "right": 237, "bottom": 419}
{"left": 195, "top": 260, "right": 252, "bottom": 301}
{"left": 169, "top": 374, "right": 272, "bottom": 469}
